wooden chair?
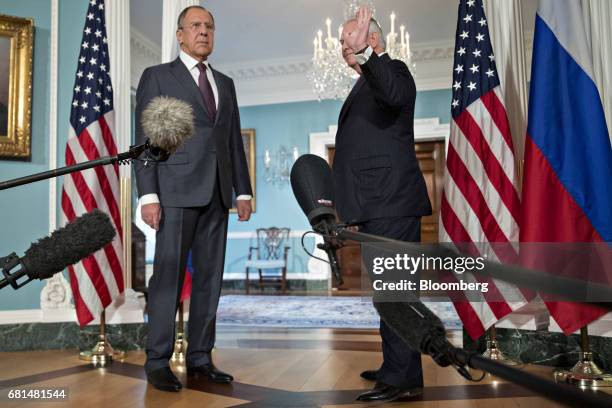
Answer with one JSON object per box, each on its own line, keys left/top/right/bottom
{"left": 245, "top": 227, "right": 290, "bottom": 294}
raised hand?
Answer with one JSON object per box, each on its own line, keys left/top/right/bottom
{"left": 346, "top": 6, "right": 373, "bottom": 52}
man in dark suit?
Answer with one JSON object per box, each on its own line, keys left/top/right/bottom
{"left": 333, "top": 6, "right": 432, "bottom": 403}
{"left": 134, "top": 6, "right": 252, "bottom": 392}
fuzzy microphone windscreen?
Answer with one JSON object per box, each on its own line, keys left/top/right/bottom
{"left": 141, "top": 96, "right": 195, "bottom": 154}
{"left": 22, "top": 209, "right": 116, "bottom": 280}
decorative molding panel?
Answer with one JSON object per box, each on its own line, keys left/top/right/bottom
{"left": 130, "top": 28, "right": 160, "bottom": 91}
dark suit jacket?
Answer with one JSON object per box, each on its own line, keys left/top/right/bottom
{"left": 134, "top": 58, "right": 252, "bottom": 208}
{"left": 332, "top": 53, "right": 432, "bottom": 223}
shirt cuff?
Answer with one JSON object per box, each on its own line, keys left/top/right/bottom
{"left": 355, "top": 46, "right": 374, "bottom": 65}
{"left": 236, "top": 195, "right": 252, "bottom": 201}
{"left": 140, "top": 193, "right": 160, "bottom": 206}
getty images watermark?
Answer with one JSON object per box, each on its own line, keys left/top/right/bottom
{"left": 359, "top": 242, "right": 612, "bottom": 303}
{"left": 371, "top": 253, "right": 489, "bottom": 293}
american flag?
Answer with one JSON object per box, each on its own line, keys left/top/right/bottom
{"left": 439, "top": 0, "right": 531, "bottom": 339}
{"left": 61, "top": 0, "right": 124, "bottom": 327}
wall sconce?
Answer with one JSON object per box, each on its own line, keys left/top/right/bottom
{"left": 264, "top": 146, "right": 300, "bottom": 185}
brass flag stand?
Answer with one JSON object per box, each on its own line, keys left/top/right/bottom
{"left": 554, "top": 327, "right": 612, "bottom": 387}
{"left": 171, "top": 302, "right": 188, "bottom": 363}
{"left": 482, "top": 326, "right": 520, "bottom": 366}
{"left": 79, "top": 310, "right": 127, "bottom": 366}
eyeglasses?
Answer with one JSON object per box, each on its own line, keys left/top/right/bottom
{"left": 180, "top": 21, "right": 215, "bottom": 32}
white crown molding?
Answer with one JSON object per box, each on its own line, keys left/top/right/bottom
{"left": 214, "top": 55, "right": 312, "bottom": 81}
{"left": 128, "top": 32, "right": 535, "bottom": 106}
{"left": 214, "top": 42, "right": 457, "bottom": 106}
{"left": 411, "top": 40, "right": 455, "bottom": 62}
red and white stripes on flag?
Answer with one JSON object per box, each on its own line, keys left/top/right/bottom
{"left": 61, "top": 0, "right": 124, "bottom": 327}
{"left": 440, "top": 0, "right": 531, "bottom": 340}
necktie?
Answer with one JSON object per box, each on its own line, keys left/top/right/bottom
{"left": 197, "top": 62, "right": 217, "bottom": 122}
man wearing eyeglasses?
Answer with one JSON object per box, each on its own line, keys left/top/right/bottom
{"left": 134, "top": 5, "right": 252, "bottom": 392}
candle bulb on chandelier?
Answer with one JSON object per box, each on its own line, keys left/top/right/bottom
{"left": 406, "top": 32, "right": 411, "bottom": 58}
{"left": 264, "top": 149, "right": 271, "bottom": 169}
{"left": 338, "top": 25, "right": 343, "bottom": 40}
{"left": 317, "top": 30, "right": 323, "bottom": 50}
{"left": 313, "top": 38, "right": 318, "bottom": 58}
{"left": 400, "top": 25, "right": 405, "bottom": 47}
{"left": 326, "top": 18, "right": 332, "bottom": 40}
{"left": 390, "top": 12, "right": 396, "bottom": 34}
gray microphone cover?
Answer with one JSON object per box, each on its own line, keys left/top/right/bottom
{"left": 141, "top": 96, "right": 194, "bottom": 154}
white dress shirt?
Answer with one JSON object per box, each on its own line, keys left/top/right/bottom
{"left": 139, "top": 51, "right": 251, "bottom": 206}
{"left": 354, "top": 46, "right": 387, "bottom": 65}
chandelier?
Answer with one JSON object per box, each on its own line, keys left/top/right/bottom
{"left": 309, "top": 0, "right": 415, "bottom": 100}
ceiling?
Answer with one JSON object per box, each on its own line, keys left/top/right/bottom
{"left": 130, "top": 0, "right": 538, "bottom": 65}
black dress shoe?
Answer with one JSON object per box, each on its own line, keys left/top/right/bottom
{"left": 147, "top": 367, "right": 182, "bottom": 392}
{"left": 357, "top": 382, "right": 423, "bottom": 402}
{"left": 187, "top": 363, "right": 234, "bottom": 383}
{"left": 360, "top": 369, "right": 379, "bottom": 382}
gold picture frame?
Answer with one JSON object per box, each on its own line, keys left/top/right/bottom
{"left": 230, "top": 128, "right": 256, "bottom": 213}
{"left": 0, "top": 14, "right": 34, "bottom": 160}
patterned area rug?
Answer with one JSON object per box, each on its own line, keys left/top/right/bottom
{"left": 217, "top": 295, "right": 461, "bottom": 330}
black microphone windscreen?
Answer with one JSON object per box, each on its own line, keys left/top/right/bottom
{"left": 290, "top": 154, "right": 337, "bottom": 226}
{"left": 141, "top": 96, "right": 194, "bottom": 154}
{"left": 374, "top": 301, "right": 447, "bottom": 354}
{"left": 22, "top": 209, "right": 116, "bottom": 279}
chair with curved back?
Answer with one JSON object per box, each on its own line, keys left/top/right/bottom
{"left": 245, "top": 227, "right": 290, "bottom": 294}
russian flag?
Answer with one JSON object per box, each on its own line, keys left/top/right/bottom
{"left": 521, "top": 0, "right": 612, "bottom": 334}
{"left": 180, "top": 250, "right": 193, "bottom": 302}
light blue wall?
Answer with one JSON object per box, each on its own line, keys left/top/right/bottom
{"left": 0, "top": 0, "right": 89, "bottom": 311}
{"left": 223, "top": 89, "right": 451, "bottom": 273}
{"left": 0, "top": 0, "right": 51, "bottom": 310}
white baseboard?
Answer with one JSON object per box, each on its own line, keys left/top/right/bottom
{"left": 223, "top": 271, "right": 328, "bottom": 280}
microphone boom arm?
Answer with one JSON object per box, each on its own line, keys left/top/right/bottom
{"left": 0, "top": 143, "right": 148, "bottom": 191}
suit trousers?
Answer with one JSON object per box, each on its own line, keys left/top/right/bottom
{"left": 145, "top": 177, "right": 229, "bottom": 373}
{"left": 360, "top": 216, "right": 424, "bottom": 388}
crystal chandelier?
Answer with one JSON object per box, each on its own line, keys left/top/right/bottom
{"left": 309, "top": 0, "right": 414, "bottom": 100}
{"left": 263, "top": 146, "right": 300, "bottom": 185}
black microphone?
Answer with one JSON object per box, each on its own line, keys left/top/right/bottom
{"left": 374, "top": 299, "right": 611, "bottom": 407}
{"left": 290, "top": 154, "right": 343, "bottom": 285}
{"left": 1, "top": 209, "right": 116, "bottom": 290}
{"left": 139, "top": 96, "right": 195, "bottom": 163}
{"left": 290, "top": 156, "right": 612, "bottom": 407}
{"left": 373, "top": 300, "right": 457, "bottom": 367}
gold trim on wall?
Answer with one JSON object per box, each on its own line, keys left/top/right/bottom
{"left": 230, "top": 128, "right": 256, "bottom": 213}
{"left": 0, "top": 14, "right": 33, "bottom": 160}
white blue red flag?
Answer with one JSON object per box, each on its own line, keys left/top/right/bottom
{"left": 521, "top": 0, "right": 612, "bottom": 334}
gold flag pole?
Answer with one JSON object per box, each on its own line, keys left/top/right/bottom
{"left": 480, "top": 160, "right": 524, "bottom": 366}
{"left": 554, "top": 326, "right": 612, "bottom": 387}
{"left": 172, "top": 301, "right": 188, "bottom": 364}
